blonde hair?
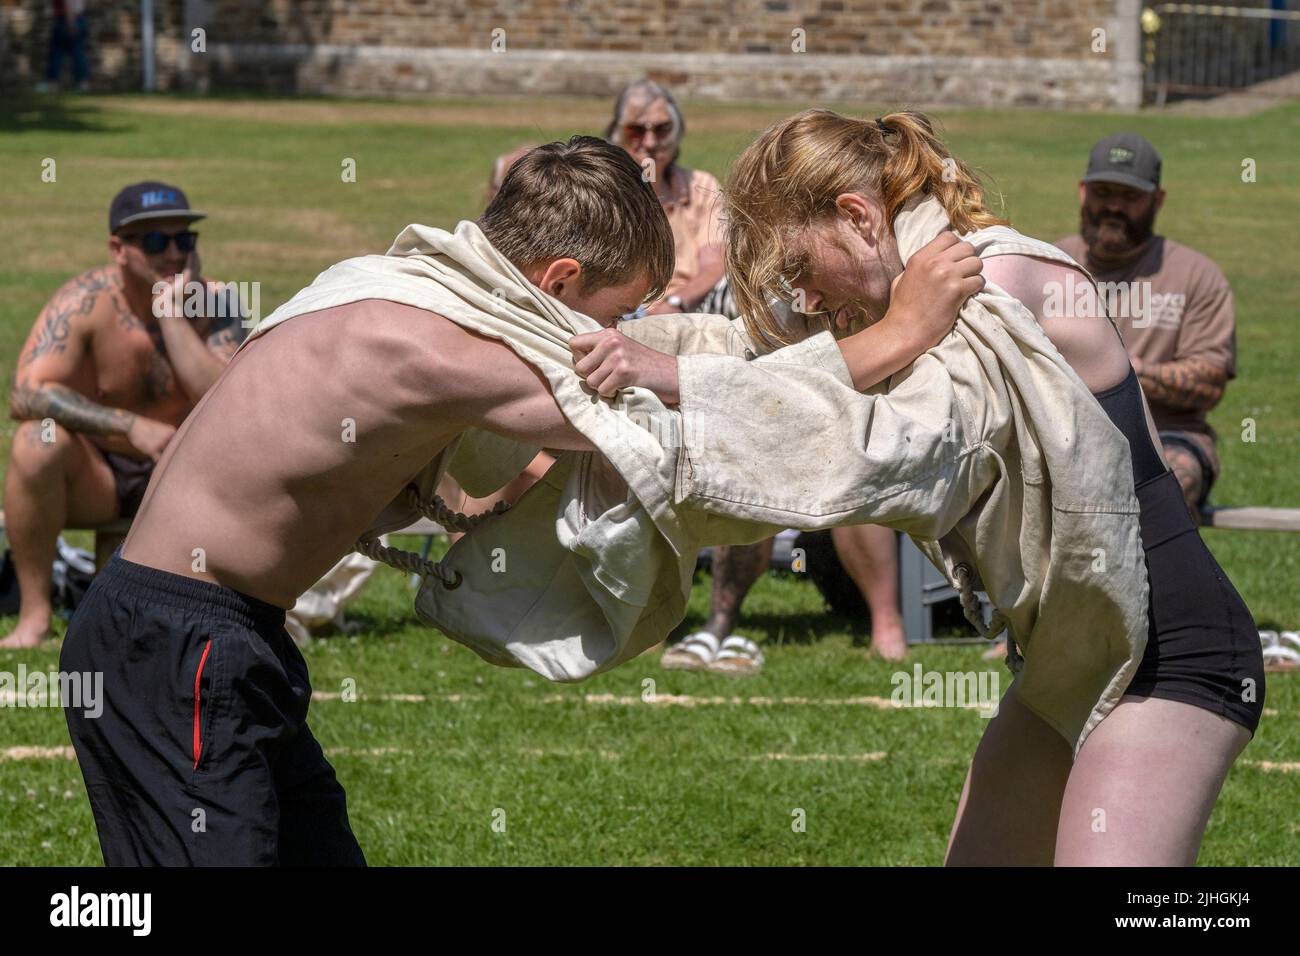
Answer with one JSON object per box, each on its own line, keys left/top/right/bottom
{"left": 724, "top": 108, "right": 1007, "bottom": 349}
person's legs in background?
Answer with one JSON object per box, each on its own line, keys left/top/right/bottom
{"left": 70, "top": 13, "right": 90, "bottom": 90}
{"left": 1, "top": 421, "right": 119, "bottom": 648}
{"left": 662, "top": 538, "right": 773, "bottom": 673}
{"left": 705, "top": 539, "right": 773, "bottom": 639}
{"left": 43, "top": 16, "right": 69, "bottom": 87}
{"left": 831, "top": 524, "right": 907, "bottom": 660}
{"left": 1158, "top": 434, "right": 1212, "bottom": 521}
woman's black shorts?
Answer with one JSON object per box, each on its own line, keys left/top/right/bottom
{"left": 1126, "top": 469, "right": 1265, "bottom": 734}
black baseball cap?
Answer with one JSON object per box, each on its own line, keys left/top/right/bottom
{"left": 1082, "top": 133, "right": 1162, "bottom": 193}
{"left": 109, "top": 181, "right": 207, "bottom": 234}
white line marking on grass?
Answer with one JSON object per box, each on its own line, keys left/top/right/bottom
{"left": 572, "top": 693, "right": 910, "bottom": 709}
{"left": 1, "top": 746, "right": 76, "bottom": 761}
{"left": 29, "top": 746, "right": 1298, "bottom": 771}
{"left": 309, "top": 692, "right": 1288, "bottom": 719}
{"left": 1241, "top": 760, "right": 1300, "bottom": 773}
{"left": 750, "top": 752, "right": 888, "bottom": 762}
{"left": 312, "top": 691, "right": 917, "bottom": 709}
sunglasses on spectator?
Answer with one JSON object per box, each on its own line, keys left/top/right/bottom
{"left": 623, "top": 122, "right": 674, "bottom": 141}
{"left": 121, "top": 230, "right": 199, "bottom": 255}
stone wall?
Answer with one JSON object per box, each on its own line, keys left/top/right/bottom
{"left": 1, "top": 0, "right": 1147, "bottom": 110}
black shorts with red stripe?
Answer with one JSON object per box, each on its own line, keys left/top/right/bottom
{"left": 61, "top": 553, "right": 365, "bottom": 867}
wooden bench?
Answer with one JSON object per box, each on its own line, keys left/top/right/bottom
{"left": 0, "top": 511, "right": 449, "bottom": 573}
{"left": 1199, "top": 505, "right": 1300, "bottom": 532}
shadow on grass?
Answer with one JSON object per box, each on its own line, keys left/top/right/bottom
{"left": 674, "top": 578, "right": 981, "bottom": 648}
{"left": 330, "top": 606, "right": 419, "bottom": 640}
{"left": 0, "top": 94, "right": 130, "bottom": 134}
{"left": 680, "top": 609, "right": 868, "bottom": 647}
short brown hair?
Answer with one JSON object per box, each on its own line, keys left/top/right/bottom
{"left": 478, "top": 135, "right": 675, "bottom": 303}
{"left": 726, "top": 108, "right": 1007, "bottom": 348}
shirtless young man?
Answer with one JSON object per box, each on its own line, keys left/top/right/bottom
{"left": 59, "top": 136, "right": 973, "bottom": 867}
{"left": 3, "top": 182, "right": 244, "bottom": 648}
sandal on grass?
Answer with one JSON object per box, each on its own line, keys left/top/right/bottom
{"left": 661, "top": 631, "right": 721, "bottom": 671}
{"left": 1264, "top": 644, "right": 1300, "bottom": 673}
{"left": 707, "top": 635, "right": 765, "bottom": 676}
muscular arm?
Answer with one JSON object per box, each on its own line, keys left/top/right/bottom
{"left": 10, "top": 274, "right": 137, "bottom": 437}
{"left": 447, "top": 323, "right": 596, "bottom": 453}
{"left": 155, "top": 279, "right": 243, "bottom": 399}
{"left": 1133, "top": 356, "right": 1227, "bottom": 412}
{"left": 10, "top": 381, "right": 136, "bottom": 435}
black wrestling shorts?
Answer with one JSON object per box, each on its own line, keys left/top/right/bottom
{"left": 1126, "top": 469, "right": 1265, "bottom": 734}
{"left": 61, "top": 553, "right": 366, "bottom": 866}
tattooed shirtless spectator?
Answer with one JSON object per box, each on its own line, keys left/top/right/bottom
{"left": 2, "top": 182, "right": 244, "bottom": 647}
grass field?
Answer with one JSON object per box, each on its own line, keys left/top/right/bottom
{"left": 0, "top": 93, "right": 1297, "bottom": 865}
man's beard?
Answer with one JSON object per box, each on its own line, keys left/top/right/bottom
{"left": 1080, "top": 201, "right": 1157, "bottom": 260}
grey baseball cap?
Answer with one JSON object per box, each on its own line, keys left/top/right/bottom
{"left": 1082, "top": 132, "right": 1162, "bottom": 192}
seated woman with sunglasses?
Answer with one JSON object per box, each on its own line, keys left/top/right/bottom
{"left": 603, "top": 79, "right": 726, "bottom": 317}
{"left": 2, "top": 181, "right": 246, "bottom": 648}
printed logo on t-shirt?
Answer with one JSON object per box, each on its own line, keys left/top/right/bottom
{"left": 1134, "top": 291, "right": 1185, "bottom": 330}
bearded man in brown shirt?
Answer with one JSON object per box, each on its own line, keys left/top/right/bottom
{"left": 1057, "top": 133, "right": 1237, "bottom": 520}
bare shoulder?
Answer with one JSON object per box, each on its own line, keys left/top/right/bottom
{"left": 984, "top": 255, "right": 1130, "bottom": 391}
{"left": 17, "top": 266, "right": 124, "bottom": 371}
{"left": 313, "top": 299, "right": 519, "bottom": 407}
{"left": 982, "top": 254, "right": 1087, "bottom": 321}
{"left": 39, "top": 265, "right": 121, "bottom": 323}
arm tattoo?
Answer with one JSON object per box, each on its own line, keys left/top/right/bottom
{"left": 10, "top": 382, "right": 135, "bottom": 436}
{"left": 205, "top": 307, "right": 247, "bottom": 358}
{"left": 21, "top": 271, "right": 113, "bottom": 368}
{"left": 1137, "top": 357, "right": 1228, "bottom": 412}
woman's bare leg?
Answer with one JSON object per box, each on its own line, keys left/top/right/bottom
{"left": 1054, "top": 694, "right": 1251, "bottom": 866}
{"left": 945, "top": 683, "right": 1074, "bottom": 866}
{"left": 831, "top": 524, "right": 906, "bottom": 659}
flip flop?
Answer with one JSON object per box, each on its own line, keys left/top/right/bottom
{"left": 1264, "top": 645, "right": 1300, "bottom": 673}
{"left": 661, "top": 632, "right": 721, "bottom": 671}
{"left": 707, "top": 635, "right": 765, "bottom": 676}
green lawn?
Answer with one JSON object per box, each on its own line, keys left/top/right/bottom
{"left": 0, "top": 93, "right": 1297, "bottom": 865}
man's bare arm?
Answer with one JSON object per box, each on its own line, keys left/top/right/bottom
{"left": 17, "top": 271, "right": 113, "bottom": 372}
{"left": 10, "top": 380, "right": 135, "bottom": 435}
{"left": 1135, "top": 356, "right": 1227, "bottom": 412}
{"left": 449, "top": 327, "right": 597, "bottom": 452}
{"left": 204, "top": 302, "right": 248, "bottom": 361}
{"left": 10, "top": 273, "right": 135, "bottom": 436}
{"left": 154, "top": 277, "right": 237, "bottom": 398}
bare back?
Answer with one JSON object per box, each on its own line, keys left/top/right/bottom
{"left": 122, "top": 299, "right": 593, "bottom": 607}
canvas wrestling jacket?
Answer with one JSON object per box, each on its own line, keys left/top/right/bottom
{"left": 245, "top": 196, "right": 1148, "bottom": 756}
